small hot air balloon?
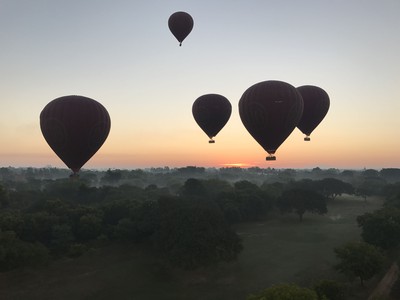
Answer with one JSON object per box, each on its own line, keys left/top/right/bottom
{"left": 296, "top": 85, "right": 330, "bottom": 141}
{"left": 192, "top": 94, "right": 232, "bottom": 143}
{"left": 40, "top": 95, "right": 111, "bottom": 176}
{"left": 239, "top": 80, "right": 303, "bottom": 161}
{"left": 168, "top": 11, "right": 194, "bottom": 46}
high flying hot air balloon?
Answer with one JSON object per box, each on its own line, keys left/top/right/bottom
{"left": 192, "top": 94, "right": 232, "bottom": 143}
{"left": 239, "top": 80, "right": 304, "bottom": 161}
{"left": 168, "top": 11, "right": 194, "bottom": 46}
{"left": 40, "top": 95, "right": 111, "bottom": 176}
{"left": 296, "top": 85, "right": 330, "bottom": 141}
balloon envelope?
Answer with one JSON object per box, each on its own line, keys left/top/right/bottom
{"left": 238, "top": 80, "right": 304, "bottom": 160}
{"left": 192, "top": 94, "right": 232, "bottom": 143}
{"left": 168, "top": 11, "right": 194, "bottom": 46}
{"left": 40, "top": 95, "right": 111, "bottom": 174}
{"left": 296, "top": 85, "right": 330, "bottom": 140}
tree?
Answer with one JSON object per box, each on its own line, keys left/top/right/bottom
{"left": 361, "top": 168, "right": 380, "bottom": 178}
{"left": 181, "top": 178, "right": 207, "bottom": 198}
{"left": 356, "top": 177, "right": 386, "bottom": 201}
{"left": 75, "top": 214, "right": 103, "bottom": 242}
{"left": 233, "top": 180, "right": 273, "bottom": 221}
{"left": 247, "top": 283, "right": 318, "bottom": 300}
{"left": 382, "top": 182, "right": 400, "bottom": 208}
{"left": 381, "top": 168, "right": 400, "bottom": 182}
{"left": 355, "top": 180, "right": 374, "bottom": 201}
{"left": 0, "top": 184, "right": 9, "bottom": 207}
{"left": 215, "top": 191, "right": 242, "bottom": 223}
{"left": 115, "top": 200, "right": 159, "bottom": 242}
{"left": 155, "top": 196, "right": 242, "bottom": 270}
{"left": 334, "top": 241, "right": 384, "bottom": 286}
{"left": 316, "top": 178, "right": 354, "bottom": 200}
{"left": 201, "top": 179, "right": 233, "bottom": 200}
{"left": 101, "top": 169, "right": 123, "bottom": 185}
{"left": 277, "top": 188, "right": 327, "bottom": 221}
{"left": 0, "top": 230, "right": 49, "bottom": 271}
{"left": 357, "top": 208, "right": 400, "bottom": 249}
{"left": 50, "top": 224, "right": 75, "bottom": 255}
{"left": 313, "top": 279, "right": 347, "bottom": 300}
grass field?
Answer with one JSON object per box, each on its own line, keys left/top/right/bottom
{"left": 0, "top": 195, "right": 385, "bottom": 300}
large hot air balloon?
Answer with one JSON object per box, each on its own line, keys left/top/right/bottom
{"left": 192, "top": 94, "right": 232, "bottom": 143}
{"left": 168, "top": 11, "right": 194, "bottom": 46}
{"left": 296, "top": 85, "right": 330, "bottom": 141}
{"left": 40, "top": 95, "right": 111, "bottom": 176}
{"left": 239, "top": 80, "right": 304, "bottom": 161}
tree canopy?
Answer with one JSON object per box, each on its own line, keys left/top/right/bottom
{"left": 277, "top": 188, "right": 327, "bottom": 221}
{"left": 155, "top": 196, "right": 242, "bottom": 269}
{"left": 334, "top": 241, "right": 384, "bottom": 286}
{"left": 247, "top": 283, "right": 318, "bottom": 300}
{"left": 357, "top": 207, "right": 400, "bottom": 249}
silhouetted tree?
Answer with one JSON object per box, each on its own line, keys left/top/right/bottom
{"left": 0, "top": 184, "right": 9, "bottom": 207}
{"left": 0, "top": 230, "right": 49, "bottom": 271}
{"left": 247, "top": 283, "right": 318, "bottom": 300}
{"left": 101, "top": 169, "right": 123, "bottom": 185}
{"left": 361, "top": 168, "right": 380, "bottom": 178}
{"left": 334, "top": 241, "right": 384, "bottom": 286}
{"left": 181, "top": 178, "right": 207, "bottom": 198}
{"left": 357, "top": 207, "right": 400, "bottom": 249}
{"left": 381, "top": 168, "right": 400, "bottom": 182}
{"left": 233, "top": 180, "right": 273, "bottom": 221}
{"left": 155, "top": 196, "right": 242, "bottom": 270}
{"left": 277, "top": 188, "right": 327, "bottom": 221}
{"left": 75, "top": 214, "right": 103, "bottom": 242}
{"left": 313, "top": 279, "right": 347, "bottom": 300}
{"left": 316, "top": 178, "right": 354, "bottom": 200}
{"left": 382, "top": 182, "right": 400, "bottom": 208}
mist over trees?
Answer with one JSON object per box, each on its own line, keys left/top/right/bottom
{"left": 0, "top": 166, "right": 399, "bottom": 299}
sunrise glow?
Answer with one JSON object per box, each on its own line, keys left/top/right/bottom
{"left": 0, "top": 1, "right": 399, "bottom": 170}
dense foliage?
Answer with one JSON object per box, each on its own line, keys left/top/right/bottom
{"left": 334, "top": 241, "right": 384, "bottom": 286}
{"left": 357, "top": 207, "right": 400, "bottom": 250}
{"left": 1, "top": 166, "right": 400, "bottom": 300}
{"left": 0, "top": 166, "right": 396, "bottom": 286}
{"left": 313, "top": 279, "right": 347, "bottom": 300}
{"left": 277, "top": 188, "right": 327, "bottom": 221}
{"left": 247, "top": 283, "right": 319, "bottom": 300}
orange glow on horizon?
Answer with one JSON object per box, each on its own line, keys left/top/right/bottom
{"left": 220, "top": 163, "right": 255, "bottom": 168}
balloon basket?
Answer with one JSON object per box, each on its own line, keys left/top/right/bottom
{"left": 266, "top": 155, "right": 276, "bottom": 161}
{"left": 209, "top": 139, "right": 215, "bottom": 144}
{"left": 304, "top": 136, "right": 311, "bottom": 141}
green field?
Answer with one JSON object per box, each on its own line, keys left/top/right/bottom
{"left": 0, "top": 195, "right": 385, "bottom": 300}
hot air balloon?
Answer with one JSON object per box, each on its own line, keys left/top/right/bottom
{"left": 296, "top": 85, "right": 330, "bottom": 141}
{"left": 238, "top": 80, "right": 303, "bottom": 161}
{"left": 192, "top": 94, "right": 232, "bottom": 143}
{"left": 168, "top": 11, "right": 194, "bottom": 46}
{"left": 40, "top": 95, "right": 111, "bottom": 176}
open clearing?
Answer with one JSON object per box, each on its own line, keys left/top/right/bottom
{"left": 0, "top": 195, "right": 384, "bottom": 300}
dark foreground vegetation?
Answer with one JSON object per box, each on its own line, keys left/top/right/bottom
{"left": 0, "top": 166, "right": 400, "bottom": 299}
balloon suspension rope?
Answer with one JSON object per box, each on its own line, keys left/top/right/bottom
{"left": 69, "top": 172, "right": 79, "bottom": 180}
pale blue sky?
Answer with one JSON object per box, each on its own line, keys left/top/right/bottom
{"left": 0, "top": 0, "right": 399, "bottom": 169}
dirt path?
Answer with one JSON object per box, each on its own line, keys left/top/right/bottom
{"left": 368, "top": 262, "right": 398, "bottom": 300}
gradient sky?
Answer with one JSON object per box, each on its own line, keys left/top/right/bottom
{"left": 0, "top": 0, "right": 399, "bottom": 170}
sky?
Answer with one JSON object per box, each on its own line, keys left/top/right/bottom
{"left": 0, "top": 0, "right": 399, "bottom": 170}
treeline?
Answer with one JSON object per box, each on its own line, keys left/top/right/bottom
{"left": 1, "top": 166, "right": 400, "bottom": 189}
{"left": 1, "top": 168, "right": 400, "bottom": 299}
{"left": 0, "top": 174, "right": 356, "bottom": 272}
